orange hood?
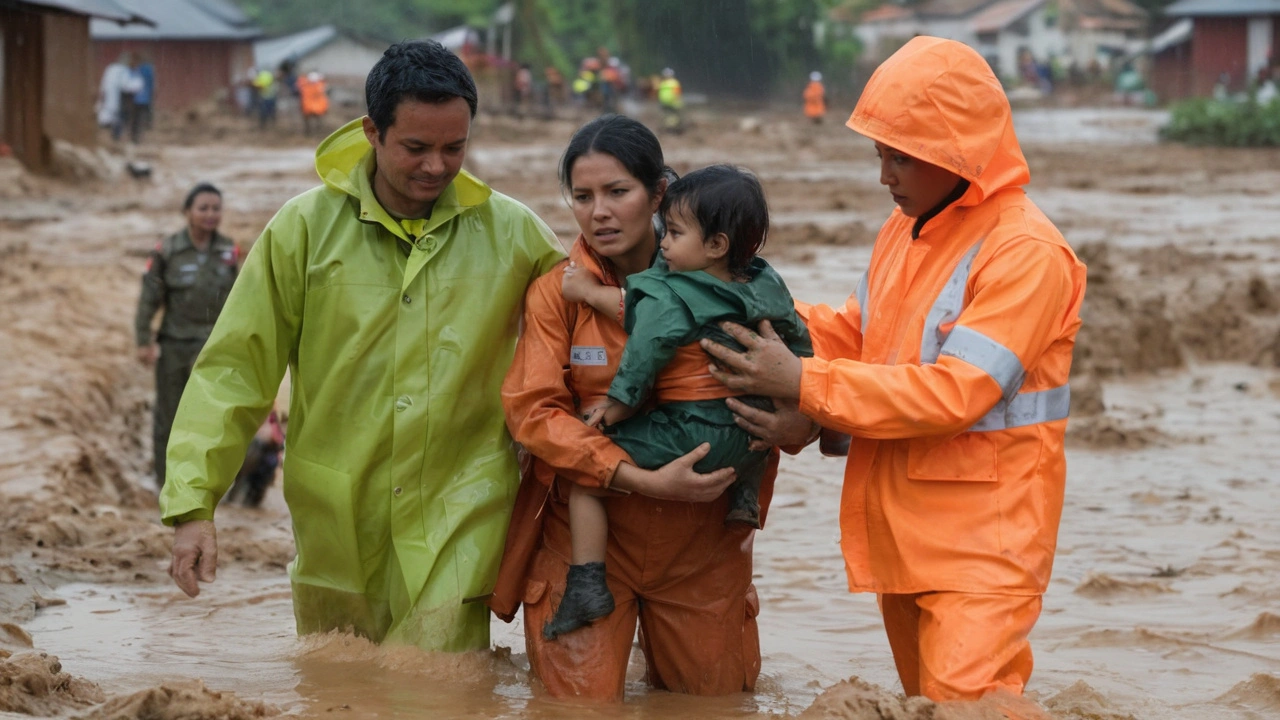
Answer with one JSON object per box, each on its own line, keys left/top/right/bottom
{"left": 846, "top": 36, "right": 1029, "bottom": 206}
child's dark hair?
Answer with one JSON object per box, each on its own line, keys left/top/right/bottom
{"left": 366, "top": 40, "right": 478, "bottom": 141}
{"left": 183, "top": 182, "right": 221, "bottom": 210}
{"left": 660, "top": 164, "right": 768, "bottom": 275}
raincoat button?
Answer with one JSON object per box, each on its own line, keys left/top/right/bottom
{"left": 402, "top": 294, "right": 412, "bottom": 305}
{"left": 394, "top": 486, "right": 403, "bottom": 496}
{"left": 395, "top": 395, "right": 412, "bottom": 412}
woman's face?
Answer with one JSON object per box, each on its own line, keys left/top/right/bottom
{"left": 185, "top": 192, "right": 223, "bottom": 235}
{"left": 568, "top": 152, "right": 661, "bottom": 263}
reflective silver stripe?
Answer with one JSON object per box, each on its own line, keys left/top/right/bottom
{"left": 940, "top": 325, "right": 1025, "bottom": 400}
{"left": 969, "top": 384, "right": 1070, "bottom": 432}
{"left": 855, "top": 269, "right": 869, "bottom": 332}
{"left": 920, "top": 241, "right": 983, "bottom": 364}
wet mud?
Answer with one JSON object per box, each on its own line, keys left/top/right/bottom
{"left": 2, "top": 107, "right": 1279, "bottom": 718}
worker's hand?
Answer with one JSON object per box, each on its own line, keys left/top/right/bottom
{"left": 610, "top": 444, "right": 736, "bottom": 503}
{"left": 169, "top": 519, "right": 217, "bottom": 598}
{"left": 726, "top": 397, "right": 818, "bottom": 451}
{"left": 561, "top": 261, "right": 602, "bottom": 304}
{"left": 702, "top": 320, "right": 803, "bottom": 400}
{"left": 136, "top": 344, "right": 158, "bottom": 367}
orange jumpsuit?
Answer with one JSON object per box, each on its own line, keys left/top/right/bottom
{"left": 798, "top": 37, "right": 1087, "bottom": 701}
{"left": 803, "top": 80, "right": 826, "bottom": 120}
{"left": 492, "top": 239, "right": 776, "bottom": 701}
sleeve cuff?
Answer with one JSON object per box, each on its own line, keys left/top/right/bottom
{"left": 162, "top": 507, "right": 214, "bottom": 527}
{"left": 798, "top": 356, "right": 831, "bottom": 419}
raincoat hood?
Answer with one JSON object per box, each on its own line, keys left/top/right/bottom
{"left": 314, "top": 117, "right": 492, "bottom": 240}
{"left": 847, "top": 36, "right": 1030, "bottom": 205}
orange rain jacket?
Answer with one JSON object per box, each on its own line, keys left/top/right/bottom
{"left": 491, "top": 239, "right": 774, "bottom": 698}
{"left": 803, "top": 80, "right": 826, "bottom": 119}
{"left": 798, "top": 36, "right": 1086, "bottom": 597}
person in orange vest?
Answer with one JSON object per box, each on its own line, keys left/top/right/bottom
{"left": 701, "top": 36, "right": 1087, "bottom": 707}
{"left": 804, "top": 71, "right": 826, "bottom": 124}
{"left": 296, "top": 71, "right": 330, "bottom": 136}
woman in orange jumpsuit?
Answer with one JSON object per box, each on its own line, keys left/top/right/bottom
{"left": 490, "top": 114, "right": 776, "bottom": 701}
{"left": 703, "top": 37, "right": 1087, "bottom": 704}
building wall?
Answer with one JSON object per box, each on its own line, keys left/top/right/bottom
{"left": 1190, "top": 17, "right": 1248, "bottom": 95}
{"left": 1, "top": 6, "right": 46, "bottom": 170}
{"left": 42, "top": 13, "right": 94, "bottom": 149}
{"left": 300, "top": 38, "right": 386, "bottom": 83}
{"left": 93, "top": 39, "right": 254, "bottom": 112}
{"left": 986, "top": 9, "right": 1067, "bottom": 81}
{"left": 1151, "top": 43, "right": 1192, "bottom": 101}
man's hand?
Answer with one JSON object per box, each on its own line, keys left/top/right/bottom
{"left": 725, "top": 397, "right": 818, "bottom": 451}
{"left": 561, "top": 260, "right": 602, "bottom": 304}
{"left": 137, "top": 344, "right": 158, "bottom": 367}
{"left": 611, "top": 444, "right": 736, "bottom": 503}
{"left": 701, "top": 320, "right": 803, "bottom": 400}
{"left": 169, "top": 519, "right": 217, "bottom": 598}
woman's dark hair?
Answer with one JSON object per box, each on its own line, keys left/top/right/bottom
{"left": 559, "top": 114, "right": 669, "bottom": 198}
{"left": 183, "top": 182, "right": 221, "bottom": 210}
{"left": 366, "top": 40, "right": 478, "bottom": 140}
{"left": 660, "top": 164, "right": 769, "bottom": 275}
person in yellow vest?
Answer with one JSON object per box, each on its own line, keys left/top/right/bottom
{"left": 253, "top": 68, "right": 278, "bottom": 129}
{"left": 657, "top": 67, "right": 683, "bottom": 133}
{"left": 804, "top": 71, "right": 826, "bottom": 124}
{"left": 296, "top": 71, "right": 330, "bottom": 136}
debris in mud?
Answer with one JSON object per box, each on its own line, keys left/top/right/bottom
{"left": 771, "top": 221, "right": 875, "bottom": 248}
{"left": 1042, "top": 680, "right": 1137, "bottom": 720}
{"left": 1069, "top": 375, "right": 1105, "bottom": 417}
{"left": 0, "top": 652, "right": 105, "bottom": 716}
{"left": 1226, "top": 612, "right": 1280, "bottom": 640}
{"left": 74, "top": 680, "right": 278, "bottom": 720}
{"left": 1065, "top": 416, "right": 1171, "bottom": 449}
{"left": 1073, "top": 572, "right": 1176, "bottom": 599}
{"left": 797, "top": 676, "right": 1041, "bottom": 719}
{"left": 1215, "top": 673, "right": 1280, "bottom": 715}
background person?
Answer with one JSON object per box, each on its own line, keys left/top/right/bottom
{"left": 134, "top": 183, "right": 237, "bottom": 489}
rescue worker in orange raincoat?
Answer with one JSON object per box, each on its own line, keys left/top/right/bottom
{"left": 490, "top": 114, "right": 772, "bottom": 701}
{"left": 296, "top": 71, "right": 329, "bottom": 136}
{"left": 702, "top": 36, "right": 1087, "bottom": 704}
{"left": 804, "top": 71, "right": 826, "bottom": 124}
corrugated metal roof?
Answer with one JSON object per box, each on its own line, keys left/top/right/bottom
{"left": 17, "top": 0, "right": 152, "bottom": 24}
{"left": 254, "top": 25, "right": 338, "bottom": 71}
{"left": 971, "top": 0, "right": 1046, "bottom": 33}
{"left": 1166, "top": 0, "right": 1280, "bottom": 15}
{"left": 90, "top": 0, "right": 260, "bottom": 40}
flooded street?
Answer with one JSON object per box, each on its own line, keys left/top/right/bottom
{"left": 3, "top": 107, "right": 1280, "bottom": 719}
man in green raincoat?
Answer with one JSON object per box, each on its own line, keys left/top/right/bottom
{"left": 159, "top": 40, "right": 564, "bottom": 651}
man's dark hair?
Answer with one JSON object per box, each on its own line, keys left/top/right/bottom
{"left": 660, "top": 164, "right": 769, "bottom": 276}
{"left": 365, "top": 40, "right": 478, "bottom": 140}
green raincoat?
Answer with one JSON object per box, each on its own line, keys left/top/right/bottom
{"left": 158, "top": 118, "right": 564, "bottom": 651}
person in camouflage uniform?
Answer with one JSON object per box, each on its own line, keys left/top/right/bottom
{"left": 135, "top": 182, "right": 237, "bottom": 488}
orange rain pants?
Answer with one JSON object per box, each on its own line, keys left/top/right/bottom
{"left": 492, "top": 239, "right": 775, "bottom": 701}
{"left": 804, "top": 80, "right": 826, "bottom": 119}
{"left": 879, "top": 592, "right": 1040, "bottom": 700}
{"left": 796, "top": 37, "right": 1086, "bottom": 702}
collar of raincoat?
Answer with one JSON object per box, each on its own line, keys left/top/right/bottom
{"left": 846, "top": 36, "right": 1030, "bottom": 209}
{"left": 569, "top": 235, "right": 624, "bottom": 288}
{"left": 313, "top": 117, "right": 492, "bottom": 243}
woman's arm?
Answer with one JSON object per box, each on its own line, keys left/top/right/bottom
{"left": 503, "top": 271, "right": 734, "bottom": 499}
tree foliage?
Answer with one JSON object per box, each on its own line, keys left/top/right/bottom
{"left": 239, "top": 0, "right": 849, "bottom": 97}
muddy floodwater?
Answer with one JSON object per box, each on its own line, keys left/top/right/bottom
{"left": 3, "top": 106, "right": 1280, "bottom": 719}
